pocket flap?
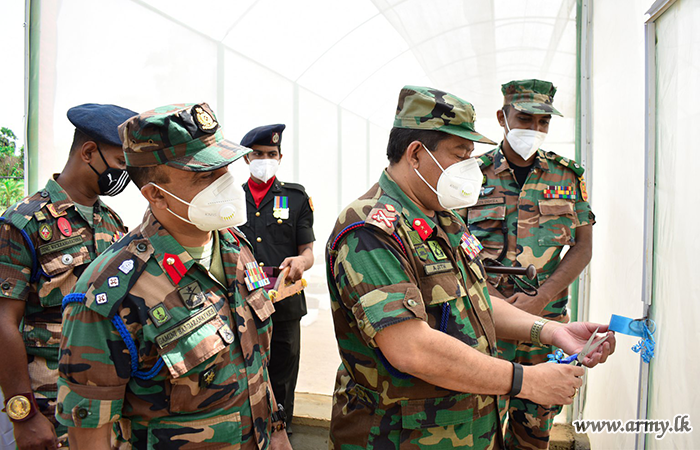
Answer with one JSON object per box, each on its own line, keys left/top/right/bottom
{"left": 246, "top": 288, "right": 275, "bottom": 322}
{"left": 538, "top": 199, "right": 575, "bottom": 216}
{"left": 401, "top": 394, "right": 478, "bottom": 429}
{"left": 38, "top": 240, "right": 90, "bottom": 277}
{"left": 467, "top": 204, "right": 506, "bottom": 224}
{"left": 419, "top": 273, "right": 467, "bottom": 306}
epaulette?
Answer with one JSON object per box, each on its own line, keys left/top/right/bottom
{"left": 279, "top": 181, "right": 308, "bottom": 195}
{"left": 77, "top": 234, "right": 153, "bottom": 319}
{"left": 363, "top": 199, "right": 401, "bottom": 235}
{"left": 545, "top": 151, "right": 585, "bottom": 177}
{"left": 477, "top": 153, "right": 494, "bottom": 169}
{"left": 2, "top": 192, "right": 50, "bottom": 230}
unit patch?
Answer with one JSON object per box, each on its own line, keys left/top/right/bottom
{"left": 178, "top": 281, "right": 207, "bottom": 310}
{"left": 39, "top": 224, "right": 52, "bottom": 241}
{"left": 95, "top": 293, "right": 108, "bottom": 305}
{"left": 119, "top": 259, "right": 135, "bottom": 275}
{"left": 108, "top": 276, "right": 119, "bottom": 288}
{"left": 148, "top": 303, "right": 172, "bottom": 328}
{"left": 427, "top": 240, "right": 447, "bottom": 260}
{"left": 57, "top": 217, "right": 72, "bottom": 237}
{"left": 218, "top": 324, "right": 235, "bottom": 344}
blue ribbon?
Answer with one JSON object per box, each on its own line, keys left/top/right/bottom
{"left": 609, "top": 314, "right": 656, "bottom": 363}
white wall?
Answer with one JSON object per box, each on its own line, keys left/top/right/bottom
{"left": 584, "top": 1, "right": 651, "bottom": 449}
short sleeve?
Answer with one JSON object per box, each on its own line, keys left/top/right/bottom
{"left": 56, "top": 302, "right": 130, "bottom": 428}
{"left": 0, "top": 222, "right": 34, "bottom": 301}
{"left": 331, "top": 227, "right": 426, "bottom": 347}
{"left": 574, "top": 175, "right": 596, "bottom": 227}
{"left": 295, "top": 195, "right": 315, "bottom": 245}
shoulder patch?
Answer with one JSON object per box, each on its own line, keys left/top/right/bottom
{"left": 2, "top": 192, "right": 50, "bottom": 230}
{"left": 545, "top": 151, "right": 585, "bottom": 177}
{"left": 365, "top": 203, "right": 400, "bottom": 235}
{"left": 82, "top": 235, "right": 153, "bottom": 318}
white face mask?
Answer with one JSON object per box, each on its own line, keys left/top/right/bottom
{"left": 249, "top": 159, "right": 279, "bottom": 183}
{"left": 414, "top": 144, "right": 483, "bottom": 210}
{"left": 149, "top": 170, "right": 247, "bottom": 231}
{"left": 503, "top": 109, "right": 547, "bottom": 160}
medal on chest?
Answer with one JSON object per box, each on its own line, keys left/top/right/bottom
{"left": 460, "top": 232, "right": 483, "bottom": 261}
{"left": 244, "top": 261, "right": 270, "bottom": 290}
{"left": 273, "top": 196, "right": 289, "bottom": 220}
{"left": 543, "top": 185, "right": 576, "bottom": 200}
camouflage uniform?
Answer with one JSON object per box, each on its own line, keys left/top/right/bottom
{"left": 326, "top": 87, "right": 502, "bottom": 449}
{"left": 56, "top": 103, "right": 283, "bottom": 449}
{"left": 0, "top": 176, "right": 127, "bottom": 442}
{"left": 465, "top": 80, "right": 595, "bottom": 449}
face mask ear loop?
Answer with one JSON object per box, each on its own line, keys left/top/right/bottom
{"left": 421, "top": 143, "right": 447, "bottom": 172}
{"left": 503, "top": 108, "right": 512, "bottom": 135}
{"left": 146, "top": 182, "right": 199, "bottom": 225}
{"left": 414, "top": 144, "right": 445, "bottom": 199}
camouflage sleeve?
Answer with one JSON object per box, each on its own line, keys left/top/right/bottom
{"left": 56, "top": 302, "right": 129, "bottom": 429}
{"left": 332, "top": 227, "right": 426, "bottom": 348}
{"left": 574, "top": 175, "right": 596, "bottom": 227}
{"left": 0, "top": 222, "right": 34, "bottom": 301}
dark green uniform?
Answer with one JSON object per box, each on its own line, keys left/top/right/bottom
{"left": 0, "top": 176, "right": 126, "bottom": 442}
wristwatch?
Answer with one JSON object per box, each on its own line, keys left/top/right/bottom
{"left": 270, "top": 404, "right": 287, "bottom": 433}
{"left": 3, "top": 393, "right": 38, "bottom": 422}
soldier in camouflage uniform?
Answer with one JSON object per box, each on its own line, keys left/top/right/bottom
{"left": 56, "top": 103, "right": 291, "bottom": 450}
{"left": 326, "top": 86, "right": 613, "bottom": 449}
{"left": 0, "top": 103, "right": 134, "bottom": 449}
{"left": 464, "top": 80, "right": 595, "bottom": 449}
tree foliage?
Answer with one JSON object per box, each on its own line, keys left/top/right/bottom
{"left": 0, "top": 127, "right": 25, "bottom": 212}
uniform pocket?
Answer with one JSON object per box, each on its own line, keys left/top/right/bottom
{"left": 537, "top": 199, "right": 577, "bottom": 247}
{"left": 266, "top": 217, "right": 293, "bottom": 245}
{"left": 418, "top": 273, "right": 466, "bottom": 306}
{"left": 37, "top": 237, "right": 90, "bottom": 308}
{"left": 147, "top": 411, "right": 241, "bottom": 450}
{"left": 467, "top": 203, "right": 506, "bottom": 255}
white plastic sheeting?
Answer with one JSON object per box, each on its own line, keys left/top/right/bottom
{"left": 648, "top": 1, "right": 700, "bottom": 448}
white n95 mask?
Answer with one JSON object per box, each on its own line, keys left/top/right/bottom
{"left": 503, "top": 109, "right": 547, "bottom": 160}
{"left": 414, "top": 144, "right": 483, "bottom": 210}
{"left": 249, "top": 159, "right": 279, "bottom": 183}
{"left": 149, "top": 170, "right": 247, "bottom": 231}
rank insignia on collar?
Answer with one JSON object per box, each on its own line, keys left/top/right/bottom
{"left": 371, "top": 209, "right": 397, "bottom": 228}
{"left": 244, "top": 261, "right": 270, "bottom": 291}
{"left": 148, "top": 302, "right": 172, "bottom": 328}
{"left": 163, "top": 253, "right": 187, "bottom": 284}
{"left": 108, "top": 276, "right": 119, "bottom": 288}
{"left": 412, "top": 218, "right": 432, "bottom": 241}
{"left": 460, "top": 232, "right": 483, "bottom": 261}
{"left": 543, "top": 185, "right": 576, "bottom": 200}
{"left": 193, "top": 105, "right": 218, "bottom": 133}
{"left": 179, "top": 281, "right": 207, "bottom": 310}
{"left": 39, "top": 224, "right": 52, "bottom": 241}
{"left": 95, "top": 292, "right": 108, "bottom": 305}
{"left": 119, "top": 259, "right": 135, "bottom": 274}
{"left": 57, "top": 217, "right": 72, "bottom": 237}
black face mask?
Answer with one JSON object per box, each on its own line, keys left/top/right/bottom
{"left": 89, "top": 145, "right": 130, "bottom": 196}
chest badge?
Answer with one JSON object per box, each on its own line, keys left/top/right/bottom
{"left": 57, "top": 217, "right": 72, "bottom": 237}
{"left": 415, "top": 244, "right": 430, "bottom": 261}
{"left": 119, "top": 259, "right": 135, "bottom": 274}
{"left": 460, "top": 232, "right": 483, "bottom": 261}
{"left": 148, "top": 302, "right": 172, "bottom": 328}
{"left": 199, "top": 367, "right": 217, "bottom": 389}
{"left": 178, "top": 281, "right": 207, "bottom": 310}
{"left": 427, "top": 240, "right": 447, "bottom": 260}
{"left": 244, "top": 261, "right": 270, "bottom": 291}
{"left": 39, "top": 224, "right": 52, "bottom": 241}
{"left": 480, "top": 186, "right": 495, "bottom": 196}
{"left": 273, "top": 196, "right": 289, "bottom": 220}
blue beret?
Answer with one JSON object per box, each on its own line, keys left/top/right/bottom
{"left": 240, "top": 124, "right": 286, "bottom": 148}
{"left": 67, "top": 103, "right": 138, "bottom": 147}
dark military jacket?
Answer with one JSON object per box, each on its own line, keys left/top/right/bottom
{"left": 56, "top": 209, "right": 279, "bottom": 450}
{"left": 240, "top": 178, "right": 314, "bottom": 321}
{"left": 325, "top": 170, "right": 502, "bottom": 450}
{"left": 466, "top": 146, "right": 595, "bottom": 319}
{"left": 0, "top": 176, "right": 126, "bottom": 426}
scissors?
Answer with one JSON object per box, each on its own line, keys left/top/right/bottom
{"left": 548, "top": 327, "right": 610, "bottom": 366}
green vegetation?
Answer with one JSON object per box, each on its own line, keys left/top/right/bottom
{"left": 0, "top": 127, "right": 25, "bottom": 212}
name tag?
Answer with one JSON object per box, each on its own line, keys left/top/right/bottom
{"left": 37, "top": 236, "right": 84, "bottom": 256}
{"left": 156, "top": 305, "right": 217, "bottom": 349}
{"left": 473, "top": 197, "right": 505, "bottom": 207}
{"left": 424, "top": 261, "right": 454, "bottom": 275}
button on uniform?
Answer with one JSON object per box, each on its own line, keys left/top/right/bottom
{"left": 407, "top": 299, "right": 418, "bottom": 307}
{"left": 76, "top": 407, "right": 88, "bottom": 419}
{"left": 255, "top": 212, "right": 261, "bottom": 217}
{"left": 62, "top": 254, "right": 74, "bottom": 265}
{"left": 256, "top": 237, "right": 262, "bottom": 243}
{"left": 136, "top": 242, "right": 147, "bottom": 253}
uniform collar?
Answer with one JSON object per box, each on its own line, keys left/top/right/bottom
{"left": 378, "top": 170, "right": 465, "bottom": 244}
{"left": 493, "top": 145, "right": 549, "bottom": 175}
{"left": 44, "top": 174, "right": 116, "bottom": 217}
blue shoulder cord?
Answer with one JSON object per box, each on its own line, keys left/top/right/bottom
{"left": 0, "top": 217, "right": 48, "bottom": 283}
{"left": 330, "top": 221, "right": 451, "bottom": 380}
{"left": 62, "top": 293, "right": 164, "bottom": 380}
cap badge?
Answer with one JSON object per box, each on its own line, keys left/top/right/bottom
{"left": 193, "top": 105, "right": 218, "bottom": 133}
{"left": 272, "top": 132, "right": 280, "bottom": 144}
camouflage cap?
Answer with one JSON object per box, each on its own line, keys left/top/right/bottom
{"left": 393, "top": 86, "right": 496, "bottom": 145}
{"left": 501, "top": 79, "right": 563, "bottom": 117}
{"left": 118, "top": 103, "right": 251, "bottom": 171}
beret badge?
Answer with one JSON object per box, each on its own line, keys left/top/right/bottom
{"left": 193, "top": 105, "right": 218, "bottom": 133}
